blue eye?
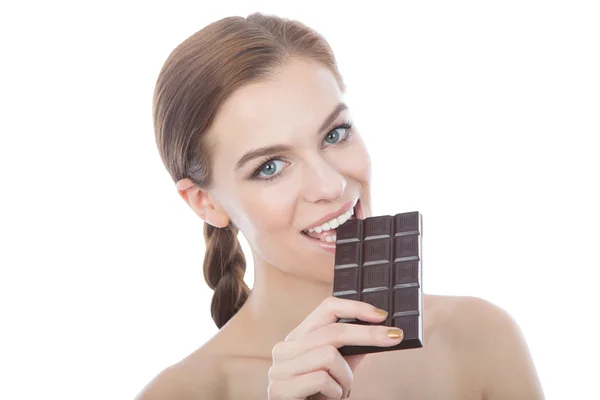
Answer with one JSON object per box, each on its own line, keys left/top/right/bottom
{"left": 325, "top": 130, "right": 340, "bottom": 144}
{"left": 323, "top": 123, "right": 352, "bottom": 145}
{"left": 256, "top": 159, "right": 286, "bottom": 179}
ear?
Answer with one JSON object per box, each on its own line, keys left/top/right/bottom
{"left": 176, "top": 178, "right": 230, "bottom": 228}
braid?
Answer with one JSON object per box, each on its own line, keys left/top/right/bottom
{"left": 203, "top": 221, "right": 249, "bottom": 329}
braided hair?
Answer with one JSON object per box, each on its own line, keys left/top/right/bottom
{"left": 202, "top": 221, "right": 249, "bottom": 328}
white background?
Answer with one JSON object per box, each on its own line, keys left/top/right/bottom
{"left": 1, "top": 1, "right": 598, "bottom": 399}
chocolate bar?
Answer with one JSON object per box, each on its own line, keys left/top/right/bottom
{"left": 333, "top": 212, "right": 423, "bottom": 356}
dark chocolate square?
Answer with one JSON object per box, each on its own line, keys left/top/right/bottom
{"left": 364, "top": 215, "right": 393, "bottom": 239}
{"left": 394, "top": 212, "right": 420, "bottom": 234}
{"left": 336, "top": 219, "right": 362, "bottom": 243}
{"left": 361, "top": 289, "right": 389, "bottom": 312}
{"left": 393, "top": 261, "right": 419, "bottom": 286}
{"left": 362, "top": 264, "right": 391, "bottom": 290}
{"left": 394, "top": 234, "right": 419, "bottom": 260}
{"left": 393, "top": 314, "right": 420, "bottom": 340}
{"left": 335, "top": 242, "right": 361, "bottom": 267}
{"left": 393, "top": 287, "right": 419, "bottom": 314}
{"left": 333, "top": 267, "right": 359, "bottom": 293}
{"left": 363, "top": 238, "right": 392, "bottom": 265}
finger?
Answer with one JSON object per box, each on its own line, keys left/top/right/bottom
{"left": 276, "top": 323, "right": 403, "bottom": 363}
{"left": 269, "top": 345, "right": 352, "bottom": 397}
{"left": 344, "top": 353, "right": 367, "bottom": 371}
{"left": 268, "top": 370, "right": 343, "bottom": 399}
{"left": 286, "top": 296, "right": 388, "bottom": 341}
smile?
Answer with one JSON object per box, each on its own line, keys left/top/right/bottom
{"left": 301, "top": 199, "right": 363, "bottom": 252}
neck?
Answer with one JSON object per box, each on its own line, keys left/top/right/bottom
{"left": 236, "top": 254, "right": 333, "bottom": 358}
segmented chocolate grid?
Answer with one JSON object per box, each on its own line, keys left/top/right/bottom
{"left": 333, "top": 212, "right": 423, "bottom": 354}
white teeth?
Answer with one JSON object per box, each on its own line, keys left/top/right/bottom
{"left": 324, "top": 234, "right": 337, "bottom": 243}
{"left": 306, "top": 203, "right": 357, "bottom": 233}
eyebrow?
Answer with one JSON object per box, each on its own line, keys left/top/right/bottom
{"left": 235, "top": 102, "right": 348, "bottom": 171}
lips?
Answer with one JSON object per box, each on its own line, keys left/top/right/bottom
{"left": 302, "top": 199, "right": 358, "bottom": 233}
{"left": 300, "top": 199, "right": 365, "bottom": 253}
{"left": 302, "top": 213, "right": 355, "bottom": 242}
{"left": 301, "top": 199, "right": 359, "bottom": 242}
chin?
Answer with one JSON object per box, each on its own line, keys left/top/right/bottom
{"left": 311, "top": 265, "right": 336, "bottom": 287}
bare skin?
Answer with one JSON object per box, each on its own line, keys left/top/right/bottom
{"left": 137, "top": 57, "right": 544, "bottom": 399}
{"left": 138, "top": 294, "right": 542, "bottom": 399}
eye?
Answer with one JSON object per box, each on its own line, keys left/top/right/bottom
{"left": 256, "top": 159, "right": 286, "bottom": 179}
{"left": 323, "top": 123, "right": 352, "bottom": 146}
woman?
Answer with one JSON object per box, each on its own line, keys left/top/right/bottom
{"left": 137, "top": 12, "right": 543, "bottom": 399}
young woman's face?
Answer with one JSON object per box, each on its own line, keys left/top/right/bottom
{"left": 207, "top": 58, "right": 372, "bottom": 284}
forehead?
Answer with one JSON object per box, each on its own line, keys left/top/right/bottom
{"left": 208, "top": 58, "right": 344, "bottom": 168}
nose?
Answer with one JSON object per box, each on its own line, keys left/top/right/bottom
{"left": 301, "top": 156, "right": 347, "bottom": 204}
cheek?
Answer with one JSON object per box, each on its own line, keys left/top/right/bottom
{"left": 339, "top": 137, "right": 372, "bottom": 183}
{"left": 236, "top": 180, "right": 300, "bottom": 241}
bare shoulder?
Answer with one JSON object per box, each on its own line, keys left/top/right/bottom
{"left": 425, "top": 294, "right": 544, "bottom": 399}
{"left": 426, "top": 294, "right": 527, "bottom": 355}
{"left": 426, "top": 294, "right": 516, "bottom": 339}
{"left": 134, "top": 346, "right": 227, "bottom": 400}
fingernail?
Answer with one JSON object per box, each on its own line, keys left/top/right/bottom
{"left": 387, "top": 328, "right": 403, "bottom": 339}
{"left": 374, "top": 308, "right": 388, "bottom": 317}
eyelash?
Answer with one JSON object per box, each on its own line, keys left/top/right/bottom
{"left": 250, "top": 122, "right": 355, "bottom": 182}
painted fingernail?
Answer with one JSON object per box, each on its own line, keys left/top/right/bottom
{"left": 387, "top": 328, "right": 403, "bottom": 339}
{"left": 374, "top": 308, "right": 388, "bottom": 317}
